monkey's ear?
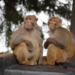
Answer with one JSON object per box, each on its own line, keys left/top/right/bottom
{"left": 60, "top": 19, "right": 62, "bottom": 23}
{"left": 32, "top": 15, "right": 38, "bottom": 21}
{"left": 36, "top": 18, "right": 38, "bottom": 21}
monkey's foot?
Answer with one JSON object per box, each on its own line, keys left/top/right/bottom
{"left": 41, "top": 60, "right": 47, "bottom": 65}
{"left": 22, "top": 61, "right": 37, "bottom": 66}
{"left": 56, "top": 59, "right": 66, "bottom": 63}
{"left": 42, "top": 60, "right": 55, "bottom": 65}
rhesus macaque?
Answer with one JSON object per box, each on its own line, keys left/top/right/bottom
{"left": 43, "top": 16, "right": 75, "bottom": 65}
{"left": 0, "top": 15, "right": 43, "bottom": 65}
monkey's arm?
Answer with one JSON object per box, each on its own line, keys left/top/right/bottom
{"left": 23, "top": 40, "right": 34, "bottom": 51}
{"left": 10, "top": 40, "right": 34, "bottom": 51}
{"left": 44, "top": 38, "right": 66, "bottom": 49}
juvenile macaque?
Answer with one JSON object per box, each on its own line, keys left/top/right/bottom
{"left": 0, "top": 15, "right": 43, "bottom": 65}
{"left": 43, "top": 16, "right": 75, "bottom": 65}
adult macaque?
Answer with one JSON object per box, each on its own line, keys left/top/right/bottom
{"left": 43, "top": 16, "right": 75, "bottom": 65}
{"left": 0, "top": 15, "right": 43, "bottom": 65}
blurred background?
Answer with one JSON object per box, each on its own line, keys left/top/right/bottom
{"left": 0, "top": 0, "right": 74, "bottom": 56}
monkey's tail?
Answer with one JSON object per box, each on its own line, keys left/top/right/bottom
{"left": 0, "top": 53, "right": 15, "bottom": 57}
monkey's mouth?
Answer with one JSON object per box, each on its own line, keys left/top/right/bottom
{"left": 24, "top": 25, "right": 33, "bottom": 30}
{"left": 26, "top": 23, "right": 31, "bottom": 26}
{"left": 49, "top": 24, "right": 54, "bottom": 28}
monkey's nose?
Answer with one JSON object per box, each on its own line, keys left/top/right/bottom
{"left": 27, "top": 21, "right": 29, "bottom": 23}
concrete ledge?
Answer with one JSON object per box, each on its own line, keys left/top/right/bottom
{"left": 4, "top": 70, "right": 75, "bottom": 75}
{"left": 0, "top": 57, "right": 18, "bottom": 75}
{"left": 0, "top": 57, "right": 75, "bottom": 75}
{"left": 4, "top": 63, "right": 75, "bottom": 75}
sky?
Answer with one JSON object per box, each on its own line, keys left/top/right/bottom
{"left": 0, "top": 0, "right": 73, "bottom": 56}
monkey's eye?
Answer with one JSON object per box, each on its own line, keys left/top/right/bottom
{"left": 29, "top": 18, "right": 32, "bottom": 20}
{"left": 26, "top": 18, "right": 28, "bottom": 20}
{"left": 53, "top": 20, "right": 56, "bottom": 22}
{"left": 50, "top": 19, "right": 52, "bottom": 21}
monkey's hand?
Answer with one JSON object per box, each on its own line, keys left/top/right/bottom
{"left": 44, "top": 38, "right": 66, "bottom": 49}
{"left": 24, "top": 40, "right": 34, "bottom": 51}
{"left": 44, "top": 38, "right": 50, "bottom": 49}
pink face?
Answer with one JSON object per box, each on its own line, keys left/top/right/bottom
{"left": 49, "top": 19, "right": 57, "bottom": 29}
{"left": 25, "top": 17, "right": 33, "bottom": 27}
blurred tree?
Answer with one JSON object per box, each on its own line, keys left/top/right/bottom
{"left": 0, "top": 0, "right": 73, "bottom": 48}
{"left": 70, "top": 0, "right": 75, "bottom": 35}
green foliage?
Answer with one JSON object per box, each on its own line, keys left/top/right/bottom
{"left": 40, "top": 30, "right": 44, "bottom": 40}
{"left": 5, "top": 22, "right": 12, "bottom": 47}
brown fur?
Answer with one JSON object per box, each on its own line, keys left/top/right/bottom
{"left": 43, "top": 16, "right": 75, "bottom": 65}
{"left": 0, "top": 15, "right": 43, "bottom": 65}
{"left": 0, "top": 53, "right": 14, "bottom": 57}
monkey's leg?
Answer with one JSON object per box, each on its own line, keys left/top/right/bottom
{"left": 47, "top": 44, "right": 57, "bottom": 65}
{"left": 0, "top": 53, "right": 14, "bottom": 57}
{"left": 13, "top": 43, "right": 29, "bottom": 64}
{"left": 14, "top": 43, "right": 36, "bottom": 65}
{"left": 31, "top": 43, "right": 40, "bottom": 65}
{"left": 43, "top": 44, "right": 58, "bottom": 65}
{"left": 47, "top": 44, "right": 67, "bottom": 64}
{"left": 56, "top": 48, "right": 68, "bottom": 63}
{"left": 47, "top": 44, "right": 70, "bottom": 64}
{"left": 67, "top": 49, "right": 74, "bottom": 60}
{"left": 56, "top": 49, "right": 75, "bottom": 63}
{"left": 23, "top": 43, "right": 41, "bottom": 65}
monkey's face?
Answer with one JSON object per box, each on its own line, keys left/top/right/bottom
{"left": 24, "top": 15, "right": 38, "bottom": 30}
{"left": 48, "top": 19, "right": 57, "bottom": 29}
{"left": 24, "top": 17, "right": 33, "bottom": 29}
{"left": 48, "top": 17, "right": 62, "bottom": 30}
{"left": 25, "top": 18, "right": 32, "bottom": 26}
